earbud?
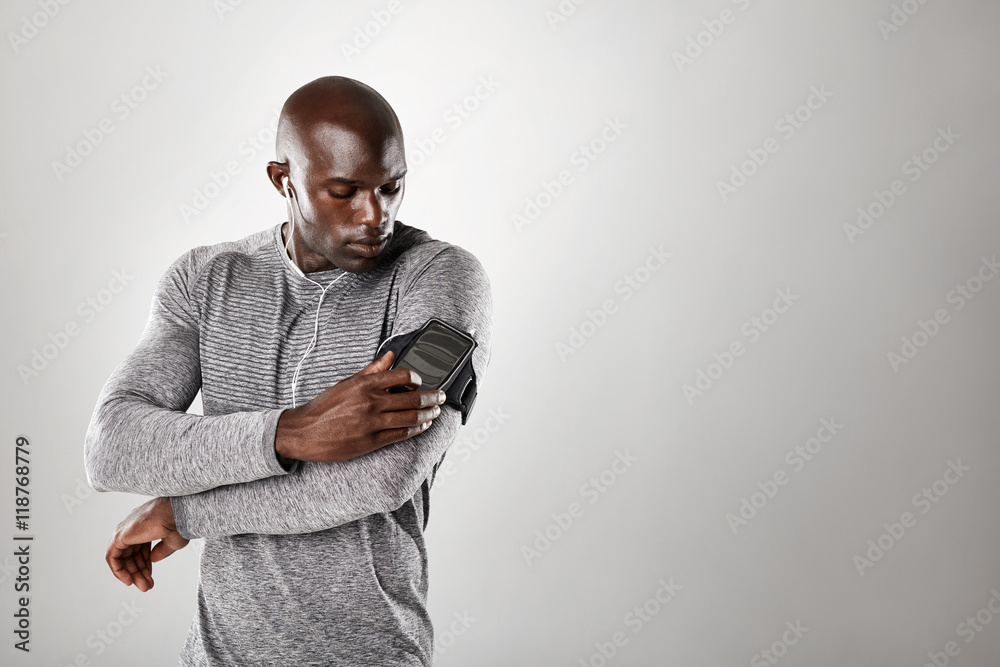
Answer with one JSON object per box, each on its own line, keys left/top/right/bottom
{"left": 282, "top": 176, "right": 305, "bottom": 278}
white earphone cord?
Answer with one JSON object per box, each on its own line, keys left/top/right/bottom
{"left": 284, "top": 177, "right": 346, "bottom": 408}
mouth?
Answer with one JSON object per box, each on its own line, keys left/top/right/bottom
{"left": 347, "top": 235, "right": 389, "bottom": 258}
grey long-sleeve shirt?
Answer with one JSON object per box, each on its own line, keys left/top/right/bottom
{"left": 84, "top": 221, "right": 493, "bottom": 666}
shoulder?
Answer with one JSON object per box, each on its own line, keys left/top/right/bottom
{"left": 391, "top": 222, "right": 490, "bottom": 291}
{"left": 160, "top": 226, "right": 275, "bottom": 288}
{"left": 183, "top": 226, "right": 275, "bottom": 278}
{"left": 153, "top": 226, "right": 277, "bottom": 319}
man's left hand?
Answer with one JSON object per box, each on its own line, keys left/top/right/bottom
{"left": 106, "top": 496, "right": 189, "bottom": 592}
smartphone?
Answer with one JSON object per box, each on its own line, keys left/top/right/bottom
{"left": 389, "top": 319, "right": 476, "bottom": 391}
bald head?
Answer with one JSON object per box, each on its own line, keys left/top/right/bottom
{"left": 266, "top": 77, "right": 408, "bottom": 275}
{"left": 276, "top": 76, "right": 403, "bottom": 169}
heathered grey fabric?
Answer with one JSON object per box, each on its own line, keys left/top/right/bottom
{"left": 84, "top": 221, "right": 493, "bottom": 666}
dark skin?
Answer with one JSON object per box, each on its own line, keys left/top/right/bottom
{"left": 105, "top": 77, "right": 446, "bottom": 592}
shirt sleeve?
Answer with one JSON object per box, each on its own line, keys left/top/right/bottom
{"left": 169, "top": 244, "right": 494, "bottom": 539}
{"left": 83, "top": 250, "right": 297, "bottom": 497}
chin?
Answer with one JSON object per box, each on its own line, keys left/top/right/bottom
{"left": 340, "top": 254, "right": 382, "bottom": 274}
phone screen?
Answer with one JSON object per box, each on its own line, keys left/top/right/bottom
{"left": 393, "top": 321, "right": 475, "bottom": 390}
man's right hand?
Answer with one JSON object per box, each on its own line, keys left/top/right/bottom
{"left": 275, "top": 350, "right": 447, "bottom": 463}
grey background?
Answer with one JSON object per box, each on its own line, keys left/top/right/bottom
{"left": 1, "top": 0, "right": 998, "bottom": 665}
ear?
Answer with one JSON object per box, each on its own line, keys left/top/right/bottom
{"left": 266, "top": 161, "right": 290, "bottom": 197}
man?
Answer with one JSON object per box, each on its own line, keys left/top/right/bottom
{"left": 84, "top": 76, "right": 493, "bottom": 666}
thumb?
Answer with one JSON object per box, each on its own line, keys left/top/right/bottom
{"left": 150, "top": 533, "right": 190, "bottom": 563}
{"left": 357, "top": 350, "right": 394, "bottom": 376}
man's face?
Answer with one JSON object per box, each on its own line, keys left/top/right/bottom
{"left": 286, "top": 121, "right": 406, "bottom": 274}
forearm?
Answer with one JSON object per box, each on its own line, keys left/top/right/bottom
{"left": 170, "top": 242, "right": 493, "bottom": 538}
{"left": 171, "top": 408, "right": 460, "bottom": 538}
{"left": 85, "top": 393, "right": 292, "bottom": 496}
{"left": 84, "top": 262, "right": 297, "bottom": 496}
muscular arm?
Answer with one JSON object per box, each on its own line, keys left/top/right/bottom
{"left": 169, "top": 245, "right": 493, "bottom": 539}
{"left": 84, "top": 250, "right": 296, "bottom": 497}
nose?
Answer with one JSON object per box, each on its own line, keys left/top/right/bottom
{"left": 356, "top": 190, "right": 387, "bottom": 229}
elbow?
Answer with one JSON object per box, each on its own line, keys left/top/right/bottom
{"left": 384, "top": 449, "right": 444, "bottom": 511}
{"left": 83, "top": 414, "right": 118, "bottom": 493}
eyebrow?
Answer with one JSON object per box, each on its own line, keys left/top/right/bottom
{"left": 324, "top": 170, "right": 407, "bottom": 186}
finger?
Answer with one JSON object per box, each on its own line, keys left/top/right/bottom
{"left": 107, "top": 536, "right": 138, "bottom": 584}
{"left": 370, "top": 366, "right": 423, "bottom": 391}
{"left": 377, "top": 405, "right": 442, "bottom": 431}
{"left": 126, "top": 544, "right": 152, "bottom": 591}
{"left": 150, "top": 533, "right": 190, "bottom": 563}
{"left": 375, "top": 421, "right": 434, "bottom": 448}
{"left": 140, "top": 542, "right": 154, "bottom": 590}
{"left": 112, "top": 520, "right": 169, "bottom": 550}
{"left": 380, "top": 389, "right": 447, "bottom": 412}
{"left": 123, "top": 544, "right": 152, "bottom": 592}
{"left": 107, "top": 547, "right": 135, "bottom": 586}
{"left": 355, "top": 350, "right": 394, "bottom": 376}
{"left": 111, "top": 544, "right": 152, "bottom": 591}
